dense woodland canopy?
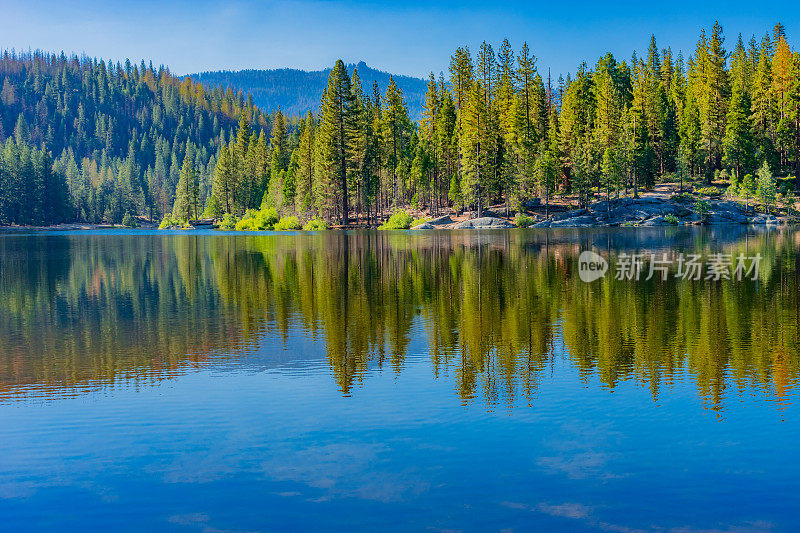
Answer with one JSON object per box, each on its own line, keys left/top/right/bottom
{"left": 0, "top": 50, "right": 277, "bottom": 225}
{"left": 1, "top": 22, "right": 799, "bottom": 226}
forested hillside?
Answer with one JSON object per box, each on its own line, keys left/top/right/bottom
{"left": 0, "top": 50, "right": 276, "bottom": 225}
{"left": 190, "top": 61, "right": 427, "bottom": 119}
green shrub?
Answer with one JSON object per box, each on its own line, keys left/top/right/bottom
{"left": 302, "top": 218, "right": 329, "bottom": 231}
{"left": 274, "top": 215, "right": 302, "bottom": 230}
{"left": 729, "top": 170, "right": 741, "bottom": 190}
{"left": 740, "top": 174, "right": 757, "bottom": 197}
{"left": 694, "top": 199, "right": 711, "bottom": 221}
{"left": 158, "top": 214, "right": 187, "bottom": 229}
{"left": 411, "top": 216, "right": 430, "bottom": 228}
{"left": 122, "top": 212, "right": 139, "bottom": 228}
{"left": 514, "top": 214, "right": 535, "bottom": 228}
{"left": 234, "top": 207, "right": 279, "bottom": 231}
{"left": 379, "top": 210, "right": 415, "bottom": 230}
{"left": 234, "top": 216, "right": 258, "bottom": 231}
{"left": 664, "top": 214, "right": 680, "bottom": 225}
{"left": 695, "top": 186, "right": 722, "bottom": 197}
{"left": 670, "top": 192, "right": 694, "bottom": 203}
{"left": 757, "top": 161, "right": 776, "bottom": 214}
{"left": 217, "top": 213, "right": 238, "bottom": 230}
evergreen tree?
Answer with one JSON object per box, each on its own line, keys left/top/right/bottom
{"left": 295, "top": 112, "right": 316, "bottom": 214}
{"left": 422, "top": 73, "right": 441, "bottom": 212}
{"left": 212, "top": 143, "right": 235, "bottom": 214}
{"left": 724, "top": 76, "right": 754, "bottom": 178}
{"left": 173, "top": 156, "right": 199, "bottom": 221}
{"left": 382, "top": 77, "right": 410, "bottom": 207}
{"left": 316, "top": 60, "right": 353, "bottom": 223}
{"left": 756, "top": 160, "right": 776, "bottom": 212}
{"left": 696, "top": 23, "right": 729, "bottom": 181}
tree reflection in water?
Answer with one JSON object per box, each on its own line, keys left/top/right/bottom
{"left": 1, "top": 228, "right": 798, "bottom": 413}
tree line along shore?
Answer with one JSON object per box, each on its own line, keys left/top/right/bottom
{"left": 1, "top": 22, "right": 799, "bottom": 230}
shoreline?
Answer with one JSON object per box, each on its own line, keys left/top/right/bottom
{"left": 3, "top": 196, "right": 795, "bottom": 233}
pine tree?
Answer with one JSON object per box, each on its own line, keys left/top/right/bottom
{"left": 696, "top": 22, "right": 729, "bottom": 181}
{"left": 790, "top": 51, "right": 800, "bottom": 178}
{"left": 270, "top": 109, "right": 289, "bottom": 176}
{"left": 295, "top": 112, "right": 316, "bottom": 214}
{"left": 347, "top": 69, "right": 373, "bottom": 222}
{"left": 253, "top": 130, "right": 269, "bottom": 207}
{"left": 773, "top": 34, "right": 795, "bottom": 169}
{"left": 724, "top": 75, "right": 754, "bottom": 178}
{"left": 593, "top": 54, "right": 624, "bottom": 158}
{"left": 459, "top": 82, "right": 491, "bottom": 214}
{"left": 382, "top": 77, "right": 410, "bottom": 206}
{"left": 752, "top": 40, "right": 778, "bottom": 169}
{"left": 756, "top": 160, "right": 776, "bottom": 212}
{"left": 316, "top": 60, "right": 353, "bottom": 223}
{"left": 267, "top": 109, "right": 290, "bottom": 209}
{"left": 422, "top": 73, "right": 441, "bottom": 212}
{"left": 212, "top": 143, "right": 235, "bottom": 214}
{"left": 13, "top": 114, "right": 30, "bottom": 145}
{"left": 449, "top": 46, "right": 474, "bottom": 208}
{"left": 516, "top": 42, "right": 539, "bottom": 147}
{"left": 173, "top": 156, "right": 199, "bottom": 222}
{"left": 559, "top": 63, "right": 594, "bottom": 195}
{"left": 233, "top": 112, "right": 251, "bottom": 213}
{"left": 437, "top": 89, "right": 458, "bottom": 211}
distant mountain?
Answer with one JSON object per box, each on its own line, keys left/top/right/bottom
{"left": 189, "top": 61, "right": 427, "bottom": 119}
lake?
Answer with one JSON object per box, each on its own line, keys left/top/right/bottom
{"left": 1, "top": 228, "right": 799, "bottom": 531}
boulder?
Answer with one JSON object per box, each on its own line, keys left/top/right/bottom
{"left": 639, "top": 216, "right": 669, "bottom": 227}
{"left": 550, "top": 208, "right": 588, "bottom": 221}
{"left": 427, "top": 215, "right": 453, "bottom": 226}
{"left": 411, "top": 222, "right": 435, "bottom": 229}
{"left": 452, "top": 217, "right": 515, "bottom": 229}
{"left": 706, "top": 212, "right": 748, "bottom": 225}
{"left": 749, "top": 213, "right": 781, "bottom": 225}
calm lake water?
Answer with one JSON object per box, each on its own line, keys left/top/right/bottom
{"left": 1, "top": 228, "right": 799, "bottom": 531}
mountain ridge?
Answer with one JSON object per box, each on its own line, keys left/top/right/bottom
{"left": 189, "top": 61, "right": 427, "bottom": 119}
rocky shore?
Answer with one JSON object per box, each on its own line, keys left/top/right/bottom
{"left": 531, "top": 197, "right": 786, "bottom": 227}
{"left": 411, "top": 196, "right": 791, "bottom": 229}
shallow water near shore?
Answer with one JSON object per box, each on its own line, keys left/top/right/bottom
{"left": 1, "top": 227, "right": 799, "bottom": 531}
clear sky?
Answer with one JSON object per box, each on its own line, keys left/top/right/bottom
{"left": 1, "top": 0, "right": 797, "bottom": 79}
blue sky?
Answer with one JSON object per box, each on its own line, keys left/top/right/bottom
{"left": 1, "top": 0, "right": 797, "bottom": 79}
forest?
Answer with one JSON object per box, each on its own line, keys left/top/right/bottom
{"left": 0, "top": 22, "right": 799, "bottom": 226}
{"left": 0, "top": 50, "right": 276, "bottom": 225}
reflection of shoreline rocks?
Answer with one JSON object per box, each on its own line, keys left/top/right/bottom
{"left": 450, "top": 217, "right": 515, "bottom": 229}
